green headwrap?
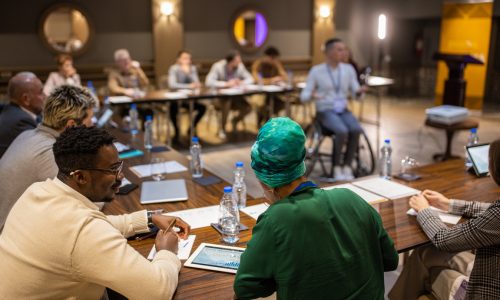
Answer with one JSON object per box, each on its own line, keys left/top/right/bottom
{"left": 251, "top": 117, "right": 306, "bottom": 188}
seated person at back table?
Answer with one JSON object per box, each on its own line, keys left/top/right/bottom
{"left": 168, "top": 50, "right": 206, "bottom": 142}
{"left": 43, "top": 54, "right": 81, "bottom": 96}
{"left": 234, "top": 117, "right": 398, "bottom": 300}
{"left": 0, "top": 126, "right": 191, "bottom": 299}
{"left": 108, "top": 48, "right": 152, "bottom": 126}
{"left": 205, "top": 50, "right": 254, "bottom": 139}
{"left": 0, "top": 85, "right": 96, "bottom": 232}
{"left": 389, "top": 138, "right": 500, "bottom": 300}
{"left": 251, "top": 46, "right": 288, "bottom": 124}
{"left": 0, "top": 72, "right": 45, "bottom": 158}
{"left": 300, "top": 38, "right": 367, "bottom": 181}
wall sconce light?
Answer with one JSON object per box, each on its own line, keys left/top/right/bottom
{"left": 319, "top": 5, "right": 331, "bottom": 19}
{"left": 160, "top": 2, "right": 174, "bottom": 16}
{"left": 378, "top": 14, "right": 387, "bottom": 40}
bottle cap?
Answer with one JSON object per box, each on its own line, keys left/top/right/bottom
{"left": 146, "top": 115, "right": 153, "bottom": 121}
{"left": 131, "top": 104, "right": 137, "bottom": 109}
{"left": 191, "top": 136, "right": 199, "bottom": 143}
{"left": 384, "top": 139, "right": 391, "bottom": 144}
{"left": 470, "top": 128, "right": 477, "bottom": 133}
{"left": 87, "top": 80, "right": 94, "bottom": 87}
{"left": 224, "top": 186, "right": 232, "bottom": 193}
{"left": 236, "top": 161, "right": 244, "bottom": 167}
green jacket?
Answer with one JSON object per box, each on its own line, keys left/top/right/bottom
{"left": 234, "top": 186, "right": 398, "bottom": 300}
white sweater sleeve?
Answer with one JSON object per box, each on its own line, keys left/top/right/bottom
{"left": 71, "top": 216, "right": 181, "bottom": 300}
{"left": 106, "top": 210, "right": 149, "bottom": 238}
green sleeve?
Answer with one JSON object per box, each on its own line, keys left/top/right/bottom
{"left": 371, "top": 207, "right": 399, "bottom": 271}
{"left": 234, "top": 215, "right": 276, "bottom": 299}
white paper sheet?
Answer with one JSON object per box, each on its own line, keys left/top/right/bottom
{"left": 322, "top": 183, "right": 387, "bottom": 204}
{"left": 261, "top": 85, "right": 284, "bottom": 92}
{"left": 240, "top": 203, "right": 270, "bottom": 220}
{"left": 407, "top": 207, "right": 462, "bottom": 225}
{"left": 352, "top": 178, "right": 420, "bottom": 200}
{"left": 119, "top": 178, "right": 131, "bottom": 187}
{"left": 219, "top": 88, "right": 244, "bottom": 95}
{"left": 129, "top": 161, "right": 188, "bottom": 178}
{"left": 163, "top": 92, "right": 188, "bottom": 99}
{"left": 147, "top": 235, "right": 196, "bottom": 260}
{"left": 108, "top": 96, "right": 132, "bottom": 103}
{"left": 113, "top": 142, "right": 130, "bottom": 153}
{"left": 165, "top": 206, "right": 220, "bottom": 229}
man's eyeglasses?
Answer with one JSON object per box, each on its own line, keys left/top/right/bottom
{"left": 69, "top": 161, "right": 124, "bottom": 179}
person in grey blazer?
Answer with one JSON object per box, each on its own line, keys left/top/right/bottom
{"left": 0, "top": 72, "right": 46, "bottom": 157}
{"left": 0, "top": 85, "right": 96, "bottom": 232}
{"left": 389, "top": 139, "right": 500, "bottom": 300}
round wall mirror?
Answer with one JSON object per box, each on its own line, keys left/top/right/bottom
{"left": 231, "top": 10, "right": 269, "bottom": 52}
{"left": 40, "top": 5, "right": 92, "bottom": 56}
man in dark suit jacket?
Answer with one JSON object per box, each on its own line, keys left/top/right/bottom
{"left": 0, "top": 72, "right": 45, "bottom": 157}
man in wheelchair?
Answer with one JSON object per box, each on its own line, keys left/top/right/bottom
{"left": 300, "top": 38, "right": 367, "bottom": 180}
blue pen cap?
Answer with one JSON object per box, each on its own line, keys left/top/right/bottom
{"left": 470, "top": 128, "right": 477, "bottom": 134}
{"left": 146, "top": 115, "right": 153, "bottom": 121}
{"left": 224, "top": 186, "right": 232, "bottom": 193}
{"left": 131, "top": 104, "right": 137, "bottom": 109}
{"left": 236, "top": 161, "right": 244, "bottom": 167}
{"left": 192, "top": 136, "right": 199, "bottom": 143}
{"left": 384, "top": 139, "right": 391, "bottom": 144}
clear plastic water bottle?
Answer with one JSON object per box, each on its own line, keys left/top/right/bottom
{"left": 86, "top": 80, "right": 97, "bottom": 96}
{"left": 129, "top": 104, "right": 139, "bottom": 135}
{"left": 379, "top": 139, "right": 392, "bottom": 179}
{"left": 219, "top": 186, "right": 240, "bottom": 244}
{"left": 190, "top": 137, "right": 203, "bottom": 178}
{"left": 144, "top": 115, "right": 153, "bottom": 150}
{"left": 233, "top": 161, "right": 247, "bottom": 209}
{"left": 465, "top": 128, "right": 479, "bottom": 169}
{"left": 257, "top": 72, "right": 264, "bottom": 89}
{"left": 287, "top": 70, "right": 294, "bottom": 88}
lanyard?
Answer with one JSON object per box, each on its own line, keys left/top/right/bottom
{"left": 292, "top": 181, "right": 318, "bottom": 194}
{"left": 326, "top": 64, "right": 341, "bottom": 94}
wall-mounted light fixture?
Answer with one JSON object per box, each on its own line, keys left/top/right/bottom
{"left": 378, "top": 14, "right": 387, "bottom": 40}
{"left": 160, "top": 1, "right": 174, "bottom": 16}
{"left": 319, "top": 5, "right": 331, "bottom": 19}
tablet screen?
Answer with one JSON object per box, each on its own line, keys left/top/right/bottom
{"left": 191, "top": 245, "right": 243, "bottom": 270}
{"left": 467, "top": 144, "right": 490, "bottom": 175}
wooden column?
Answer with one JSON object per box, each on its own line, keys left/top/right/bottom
{"left": 312, "top": 0, "right": 335, "bottom": 65}
{"left": 151, "top": 0, "right": 184, "bottom": 87}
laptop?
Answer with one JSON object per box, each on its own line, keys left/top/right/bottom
{"left": 140, "top": 179, "right": 189, "bottom": 204}
{"left": 466, "top": 143, "right": 490, "bottom": 177}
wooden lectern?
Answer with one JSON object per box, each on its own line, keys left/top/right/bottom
{"left": 433, "top": 53, "right": 483, "bottom": 107}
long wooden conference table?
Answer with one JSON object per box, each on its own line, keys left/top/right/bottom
{"left": 102, "top": 129, "right": 499, "bottom": 299}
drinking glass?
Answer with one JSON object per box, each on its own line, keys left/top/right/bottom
{"left": 151, "top": 157, "right": 166, "bottom": 181}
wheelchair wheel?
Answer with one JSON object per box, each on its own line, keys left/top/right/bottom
{"left": 304, "top": 122, "right": 323, "bottom": 176}
{"left": 352, "top": 131, "right": 375, "bottom": 177}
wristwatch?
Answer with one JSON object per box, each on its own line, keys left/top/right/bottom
{"left": 147, "top": 210, "right": 155, "bottom": 229}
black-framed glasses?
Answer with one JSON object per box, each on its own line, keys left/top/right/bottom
{"left": 70, "top": 161, "right": 124, "bottom": 179}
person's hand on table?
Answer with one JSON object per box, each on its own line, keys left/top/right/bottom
{"left": 409, "top": 194, "right": 430, "bottom": 212}
{"left": 152, "top": 215, "right": 191, "bottom": 239}
{"left": 422, "top": 189, "right": 451, "bottom": 211}
{"left": 155, "top": 230, "right": 179, "bottom": 254}
{"left": 123, "top": 88, "right": 136, "bottom": 98}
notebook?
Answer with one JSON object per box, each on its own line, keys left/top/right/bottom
{"left": 140, "top": 180, "right": 188, "bottom": 204}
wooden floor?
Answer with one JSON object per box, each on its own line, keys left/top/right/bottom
{"left": 153, "top": 95, "right": 500, "bottom": 198}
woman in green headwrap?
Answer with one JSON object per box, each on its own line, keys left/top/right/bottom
{"left": 234, "top": 117, "right": 398, "bottom": 300}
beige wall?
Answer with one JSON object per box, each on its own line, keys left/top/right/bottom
{"left": 312, "top": 0, "right": 335, "bottom": 65}
{"left": 152, "top": 0, "right": 183, "bottom": 85}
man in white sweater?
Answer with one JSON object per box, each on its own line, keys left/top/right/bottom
{"left": 0, "top": 126, "right": 190, "bottom": 299}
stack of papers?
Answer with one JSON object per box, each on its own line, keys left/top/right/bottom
{"left": 407, "top": 207, "right": 461, "bottom": 225}
{"left": 240, "top": 203, "right": 270, "bottom": 220}
{"left": 352, "top": 178, "right": 420, "bottom": 200}
{"left": 148, "top": 235, "right": 196, "bottom": 260}
{"left": 261, "top": 85, "right": 284, "bottom": 92}
{"left": 113, "top": 142, "right": 130, "bottom": 152}
{"left": 219, "top": 88, "right": 244, "bottom": 95}
{"left": 165, "top": 206, "right": 220, "bottom": 229}
{"left": 322, "top": 183, "right": 387, "bottom": 204}
{"left": 164, "top": 92, "right": 188, "bottom": 99}
{"left": 108, "top": 96, "right": 132, "bottom": 104}
{"left": 129, "top": 161, "right": 187, "bottom": 177}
